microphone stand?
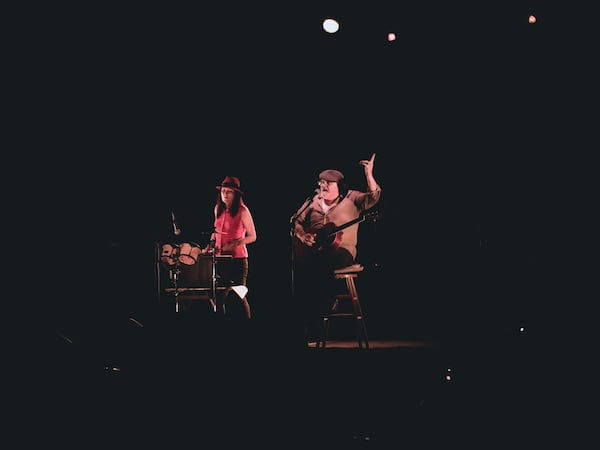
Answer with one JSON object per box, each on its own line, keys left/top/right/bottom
{"left": 289, "top": 194, "right": 316, "bottom": 347}
{"left": 289, "top": 194, "right": 314, "bottom": 298}
{"left": 208, "top": 239, "right": 219, "bottom": 314}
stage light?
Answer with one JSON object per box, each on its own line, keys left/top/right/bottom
{"left": 323, "top": 18, "right": 340, "bottom": 34}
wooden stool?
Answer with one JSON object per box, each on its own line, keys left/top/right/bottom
{"left": 317, "top": 264, "right": 369, "bottom": 349}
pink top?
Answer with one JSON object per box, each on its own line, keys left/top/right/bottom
{"left": 214, "top": 205, "right": 249, "bottom": 258}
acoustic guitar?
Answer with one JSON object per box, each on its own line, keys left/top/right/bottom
{"left": 294, "top": 210, "right": 379, "bottom": 259}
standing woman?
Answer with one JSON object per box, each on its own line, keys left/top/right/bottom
{"left": 207, "top": 176, "right": 257, "bottom": 319}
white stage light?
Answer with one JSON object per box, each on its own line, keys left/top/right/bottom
{"left": 323, "top": 18, "right": 340, "bottom": 34}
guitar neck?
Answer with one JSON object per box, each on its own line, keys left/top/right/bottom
{"left": 327, "top": 216, "right": 365, "bottom": 236}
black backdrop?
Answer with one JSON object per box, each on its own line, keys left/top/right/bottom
{"left": 21, "top": 2, "right": 593, "bottom": 342}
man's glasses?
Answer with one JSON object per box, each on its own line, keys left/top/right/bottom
{"left": 317, "top": 179, "right": 337, "bottom": 186}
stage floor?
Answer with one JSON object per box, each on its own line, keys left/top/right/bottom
{"left": 22, "top": 314, "right": 557, "bottom": 448}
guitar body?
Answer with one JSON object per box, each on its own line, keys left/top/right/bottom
{"left": 294, "top": 224, "right": 343, "bottom": 260}
{"left": 293, "top": 210, "right": 379, "bottom": 262}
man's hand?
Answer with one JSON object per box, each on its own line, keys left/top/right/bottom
{"left": 297, "top": 231, "right": 316, "bottom": 246}
{"left": 359, "top": 152, "right": 376, "bottom": 174}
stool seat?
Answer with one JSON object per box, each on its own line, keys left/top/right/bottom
{"left": 334, "top": 264, "right": 364, "bottom": 274}
{"left": 318, "top": 264, "right": 369, "bottom": 349}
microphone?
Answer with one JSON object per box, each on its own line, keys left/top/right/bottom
{"left": 290, "top": 189, "right": 319, "bottom": 225}
{"left": 171, "top": 210, "right": 181, "bottom": 236}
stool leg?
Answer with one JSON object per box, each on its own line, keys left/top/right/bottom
{"left": 356, "top": 314, "right": 369, "bottom": 349}
{"left": 318, "top": 317, "right": 330, "bottom": 349}
{"left": 319, "top": 273, "right": 369, "bottom": 349}
{"left": 347, "top": 277, "right": 369, "bottom": 349}
{"left": 320, "top": 296, "right": 340, "bottom": 349}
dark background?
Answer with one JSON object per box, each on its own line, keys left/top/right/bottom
{"left": 17, "top": 2, "right": 594, "bottom": 343}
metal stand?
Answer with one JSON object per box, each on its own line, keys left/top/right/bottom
{"left": 204, "top": 246, "right": 249, "bottom": 318}
{"left": 289, "top": 192, "right": 315, "bottom": 298}
{"left": 162, "top": 245, "right": 185, "bottom": 313}
{"left": 171, "top": 259, "right": 182, "bottom": 313}
{"left": 158, "top": 239, "right": 247, "bottom": 317}
{"left": 206, "top": 246, "right": 222, "bottom": 314}
{"left": 159, "top": 242, "right": 216, "bottom": 313}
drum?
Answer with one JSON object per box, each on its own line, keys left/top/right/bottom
{"left": 162, "top": 255, "right": 235, "bottom": 289}
{"left": 178, "top": 242, "right": 201, "bottom": 265}
{"left": 160, "top": 243, "right": 178, "bottom": 266}
{"left": 177, "top": 255, "right": 213, "bottom": 287}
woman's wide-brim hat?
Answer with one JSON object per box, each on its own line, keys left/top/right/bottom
{"left": 216, "top": 176, "right": 244, "bottom": 194}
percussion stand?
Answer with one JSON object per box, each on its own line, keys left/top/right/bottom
{"left": 210, "top": 250, "right": 219, "bottom": 313}
{"left": 207, "top": 247, "right": 223, "bottom": 314}
{"left": 157, "top": 243, "right": 184, "bottom": 313}
{"left": 171, "top": 254, "right": 183, "bottom": 313}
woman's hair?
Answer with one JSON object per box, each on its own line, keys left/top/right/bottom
{"left": 216, "top": 190, "right": 244, "bottom": 217}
